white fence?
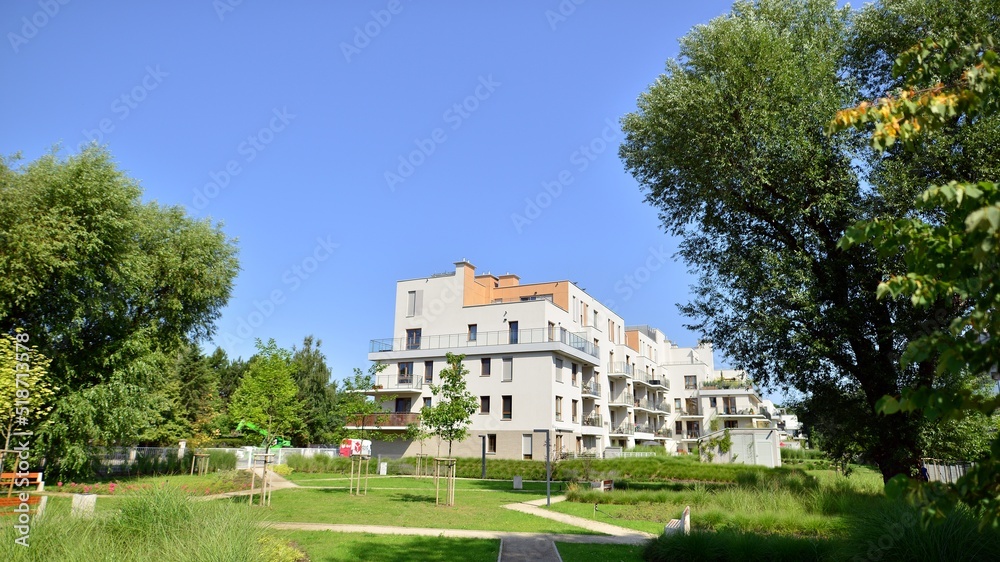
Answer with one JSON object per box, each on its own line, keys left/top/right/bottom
{"left": 923, "top": 458, "right": 975, "bottom": 484}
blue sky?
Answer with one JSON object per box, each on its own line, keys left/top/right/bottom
{"left": 2, "top": 0, "right": 748, "bottom": 383}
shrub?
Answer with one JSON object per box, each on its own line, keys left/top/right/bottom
{"left": 206, "top": 450, "right": 238, "bottom": 471}
{"left": 270, "top": 464, "right": 294, "bottom": 476}
{"left": 644, "top": 529, "right": 838, "bottom": 562}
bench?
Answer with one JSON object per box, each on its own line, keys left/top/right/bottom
{"left": 1, "top": 472, "right": 44, "bottom": 494}
{"left": 0, "top": 494, "right": 47, "bottom": 518}
{"left": 664, "top": 505, "right": 691, "bottom": 536}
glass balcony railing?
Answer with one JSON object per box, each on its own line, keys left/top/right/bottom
{"left": 582, "top": 414, "right": 603, "bottom": 428}
{"left": 581, "top": 381, "right": 602, "bottom": 397}
{"left": 370, "top": 327, "right": 598, "bottom": 357}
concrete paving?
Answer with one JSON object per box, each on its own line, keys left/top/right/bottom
{"left": 268, "top": 492, "right": 654, "bottom": 562}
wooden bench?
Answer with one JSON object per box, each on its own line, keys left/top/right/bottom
{"left": 664, "top": 505, "right": 691, "bottom": 536}
{"left": 0, "top": 494, "right": 47, "bottom": 518}
{"left": 1, "top": 472, "right": 44, "bottom": 494}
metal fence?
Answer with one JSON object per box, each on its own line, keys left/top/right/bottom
{"left": 923, "top": 458, "right": 976, "bottom": 484}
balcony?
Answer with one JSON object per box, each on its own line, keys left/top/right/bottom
{"left": 607, "top": 362, "right": 634, "bottom": 378}
{"left": 367, "top": 374, "right": 424, "bottom": 393}
{"left": 635, "top": 423, "right": 655, "bottom": 435}
{"left": 345, "top": 412, "right": 420, "bottom": 428}
{"left": 700, "top": 378, "right": 754, "bottom": 390}
{"left": 581, "top": 381, "right": 601, "bottom": 398}
{"left": 681, "top": 431, "right": 702, "bottom": 441}
{"left": 610, "top": 422, "right": 635, "bottom": 435}
{"left": 633, "top": 397, "right": 660, "bottom": 412}
{"left": 608, "top": 392, "right": 634, "bottom": 406}
{"left": 719, "top": 407, "right": 763, "bottom": 417}
{"left": 655, "top": 426, "right": 672, "bottom": 438}
{"left": 370, "top": 327, "right": 599, "bottom": 358}
{"left": 582, "top": 414, "right": 603, "bottom": 428}
{"left": 678, "top": 409, "right": 703, "bottom": 419}
{"left": 633, "top": 372, "right": 669, "bottom": 389}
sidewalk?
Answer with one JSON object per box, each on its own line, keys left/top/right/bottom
{"left": 268, "top": 493, "right": 654, "bottom": 562}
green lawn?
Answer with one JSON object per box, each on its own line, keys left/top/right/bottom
{"left": 255, "top": 485, "right": 599, "bottom": 534}
{"left": 283, "top": 531, "right": 500, "bottom": 562}
{"left": 556, "top": 542, "right": 646, "bottom": 562}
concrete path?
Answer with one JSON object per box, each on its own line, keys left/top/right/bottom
{"left": 268, "top": 493, "right": 653, "bottom": 562}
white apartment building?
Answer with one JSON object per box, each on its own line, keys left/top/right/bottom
{"left": 350, "top": 261, "right": 773, "bottom": 460}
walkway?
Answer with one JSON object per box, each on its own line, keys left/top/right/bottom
{"left": 268, "top": 493, "right": 654, "bottom": 562}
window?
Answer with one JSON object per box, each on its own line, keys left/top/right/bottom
{"left": 395, "top": 397, "right": 411, "bottom": 413}
{"left": 594, "top": 310, "right": 598, "bottom": 328}
{"left": 555, "top": 396, "right": 563, "bottom": 421}
{"left": 406, "top": 328, "right": 421, "bottom": 350}
{"left": 555, "top": 434, "right": 563, "bottom": 453}
{"left": 675, "top": 421, "right": 683, "bottom": 433}
{"left": 481, "top": 358, "right": 491, "bottom": 377}
{"left": 423, "top": 397, "right": 431, "bottom": 409}
{"left": 508, "top": 321, "right": 518, "bottom": 344}
{"left": 709, "top": 397, "right": 717, "bottom": 408}
{"left": 684, "top": 375, "right": 697, "bottom": 390}
{"left": 424, "top": 360, "right": 433, "bottom": 383}
{"left": 572, "top": 399, "right": 578, "bottom": 423}
{"left": 502, "top": 357, "right": 513, "bottom": 381}
{"left": 572, "top": 296, "right": 577, "bottom": 322}
{"left": 398, "top": 362, "right": 413, "bottom": 384}
{"left": 555, "top": 358, "right": 563, "bottom": 382}
{"left": 725, "top": 420, "right": 739, "bottom": 429}
{"left": 571, "top": 363, "right": 578, "bottom": 386}
{"left": 480, "top": 396, "right": 490, "bottom": 414}
{"left": 468, "top": 324, "right": 477, "bottom": 342}
{"left": 502, "top": 396, "right": 512, "bottom": 420}
{"left": 674, "top": 398, "right": 682, "bottom": 410}
{"left": 406, "top": 290, "right": 421, "bottom": 316}
{"left": 608, "top": 320, "right": 614, "bottom": 342}
{"left": 487, "top": 434, "right": 497, "bottom": 454}
{"left": 548, "top": 322, "right": 555, "bottom": 341}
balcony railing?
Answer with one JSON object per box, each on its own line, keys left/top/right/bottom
{"left": 369, "top": 374, "right": 423, "bottom": 391}
{"left": 635, "top": 373, "right": 670, "bottom": 389}
{"left": 346, "top": 412, "right": 420, "bottom": 427}
{"left": 581, "top": 381, "right": 601, "bottom": 397}
{"left": 720, "top": 407, "right": 761, "bottom": 416}
{"left": 371, "top": 327, "right": 598, "bottom": 357}
{"left": 635, "top": 423, "right": 655, "bottom": 434}
{"left": 683, "top": 431, "right": 702, "bottom": 440}
{"left": 678, "top": 409, "right": 702, "bottom": 417}
{"left": 701, "top": 378, "right": 754, "bottom": 390}
{"left": 655, "top": 427, "right": 672, "bottom": 437}
{"left": 582, "top": 415, "right": 603, "bottom": 428}
{"left": 607, "top": 362, "right": 634, "bottom": 377}
{"left": 610, "top": 422, "right": 635, "bottom": 435}
{"left": 609, "top": 392, "right": 634, "bottom": 406}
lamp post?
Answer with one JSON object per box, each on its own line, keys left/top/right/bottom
{"left": 533, "top": 428, "right": 551, "bottom": 507}
{"left": 479, "top": 435, "right": 487, "bottom": 479}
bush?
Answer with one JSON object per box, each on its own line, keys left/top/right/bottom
{"left": 781, "top": 448, "right": 826, "bottom": 461}
{"left": 206, "top": 450, "right": 238, "bottom": 471}
{"left": 271, "top": 464, "right": 294, "bottom": 476}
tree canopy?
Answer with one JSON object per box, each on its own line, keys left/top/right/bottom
{"left": 229, "top": 339, "right": 302, "bottom": 447}
{"left": 619, "top": 0, "right": 999, "bottom": 481}
{"left": 421, "top": 353, "right": 478, "bottom": 458}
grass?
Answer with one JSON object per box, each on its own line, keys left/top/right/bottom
{"left": 0, "top": 485, "right": 301, "bottom": 562}
{"left": 254, "top": 482, "right": 598, "bottom": 534}
{"left": 284, "top": 530, "right": 500, "bottom": 561}
{"left": 556, "top": 542, "right": 645, "bottom": 562}
{"left": 552, "top": 468, "right": 886, "bottom": 538}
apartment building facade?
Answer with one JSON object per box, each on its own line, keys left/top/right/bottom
{"left": 352, "top": 260, "right": 773, "bottom": 460}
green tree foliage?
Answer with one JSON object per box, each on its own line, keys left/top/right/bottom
{"left": 620, "top": 0, "right": 936, "bottom": 481}
{"left": 421, "top": 353, "right": 478, "bottom": 458}
{"left": 228, "top": 339, "right": 301, "bottom": 449}
{"left": 0, "top": 332, "right": 55, "bottom": 471}
{"left": 330, "top": 363, "right": 401, "bottom": 445}
{"left": 0, "top": 146, "right": 239, "bottom": 474}
{"left": 290, "top": 336, "right": 337, "bottom": 445}
{"left": 834, "top": 29, "right": 1000, "bottom": 528}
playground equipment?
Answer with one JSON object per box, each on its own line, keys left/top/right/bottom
{"left": 235, "top": 421, "right": 291, "bottom": 449}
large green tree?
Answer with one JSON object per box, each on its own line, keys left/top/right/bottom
{"left": 0, "top": 146, "right": 239, "bottom": 475}
{"left": 618, "top": 0, "right": 997, "bottom": 481}
{"left": 290, "top": 336, "right": 336, "bottom": 445}
{"left": 229, "top": 339, "right": 302, "bottom": 447}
